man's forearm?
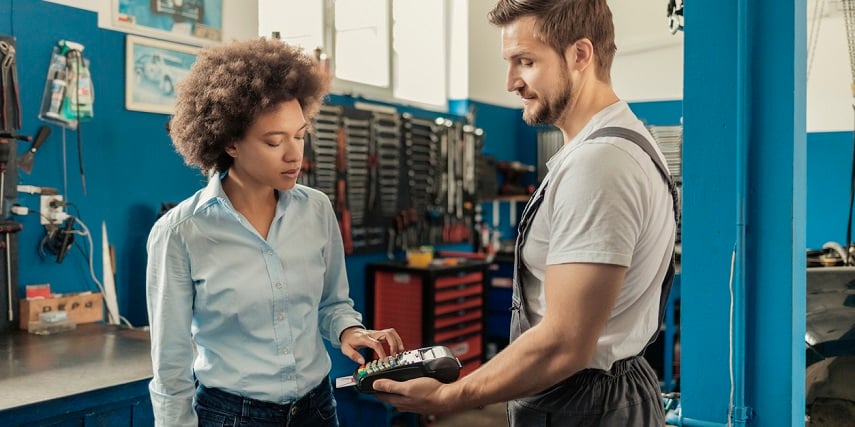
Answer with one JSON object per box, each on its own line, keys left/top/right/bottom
{"left": 445, "top": 322, "right": 590, "bottom": 409}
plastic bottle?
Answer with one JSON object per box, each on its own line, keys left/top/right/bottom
{"left": 40, "top": 53, "right": 68, "bottom": 121}
{"left": 44, "top": 69, "right": 67, "bottom": 118}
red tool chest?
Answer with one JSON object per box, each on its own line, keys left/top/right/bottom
{"left": 366, "top": 260, "right": 489, "bottom": 378}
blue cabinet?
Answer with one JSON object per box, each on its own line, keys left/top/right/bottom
{"left": 1, "top": 379, "right": 153, "bottom": 426}
{"left": 485, "top": 256, "right": 514, "bottom": 358}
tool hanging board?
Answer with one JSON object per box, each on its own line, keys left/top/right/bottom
{"left": 304, "top": 104, "right": 484, "bottom": 255}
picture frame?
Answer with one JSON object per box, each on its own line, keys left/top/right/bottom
{"left": 125, "top": 35, "right": 199, "bottom": 115}
{"left": 112, "top": 0, "right": 223, "bottom": 46}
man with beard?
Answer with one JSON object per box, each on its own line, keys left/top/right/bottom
{"left": 374, "top": 0, "right": 677, "bottom": 425}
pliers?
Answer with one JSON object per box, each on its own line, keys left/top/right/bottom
{"left": 0, "top": 41, "right": 22, "bottom": 131}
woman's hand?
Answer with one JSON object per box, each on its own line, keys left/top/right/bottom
{"left": 339, "top": 327, "right": 404, "bottom": 364}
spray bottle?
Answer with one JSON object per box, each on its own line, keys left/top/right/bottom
{"left": 41, "top": 53, "right": 67, "bottom": 120}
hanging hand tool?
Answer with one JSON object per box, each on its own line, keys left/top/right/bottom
{"left": 0, "top": 141, "right": 7, "bottom": 217}
{"left": 0, "top": 131, "right": 31, "bottom": 216}
{"left": 0, "top": 221, "right": 23, "bottom": 322}
{"left": 396, "top": 211, "right": 408, "bottom": 252}
{"left": 18, "top": 125, "right": 51, "bottom": 174}
{"left": 367, "top": 142, "right": 378, "bottom": 214}
{"left": 0, "top": 40, "right": 22, "bottom": 131}
{"left": 336, "top": 126, "right": 353, "bottom": 254}
{"left": 386, "top": 227, "right": 396, "bottom": 260}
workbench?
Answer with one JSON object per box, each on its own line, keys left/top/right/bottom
{"left": 0, "top": 323, "right": 154, "bottom": 425}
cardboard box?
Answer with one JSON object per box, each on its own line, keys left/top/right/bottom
{"left": 19, "top": 292, "right": 103, "bottom": 330}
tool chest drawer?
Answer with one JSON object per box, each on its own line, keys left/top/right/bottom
{"left": 435, "top": 281, "right": 483, "bottom": 302}
{"left": 434, "top": 272, "right": 483, "bottom": 289}
{"left": 434, "top": 307, "right": 482, "bottom": 329}
{"left": 366, "top": 260, "right": 489, "bottom": 377}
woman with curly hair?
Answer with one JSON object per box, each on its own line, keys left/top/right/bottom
{"left": 145, "top": 38, "right": 403, "bottom": 427}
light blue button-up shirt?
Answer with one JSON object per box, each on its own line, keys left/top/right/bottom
{"left": 146, "top": 176, "right": 363, "bottom": 426}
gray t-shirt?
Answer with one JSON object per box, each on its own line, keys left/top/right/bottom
{"left": 520, "top": 100, "right": 675, "bottom": 371}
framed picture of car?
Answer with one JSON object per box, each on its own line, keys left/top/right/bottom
{"left": 126, "top": 35, "right": 199, "bottom": 114}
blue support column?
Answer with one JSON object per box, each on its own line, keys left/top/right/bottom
{"left": 682, "top": 1, "right": 739, "bottom": 421}
{"left": 682, "top": 1, "right": 806, "bottom": 426}
{"left": 746, "top": 1, "right": 807, "bottom": 424}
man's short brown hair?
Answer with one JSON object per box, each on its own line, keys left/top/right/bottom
{"left": 488, "top": 0, "right": 617, "bottom": 82}
{"left": 169, "top": 38, "right": 329, "bottom": 174}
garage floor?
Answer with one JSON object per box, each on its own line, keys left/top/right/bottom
{"left": 400, "top": 402, "right": 688, "bottom": 427}
{"left": 432, "top": 402, "right": 507, "bottom": 427}
{"left": 388, "top": 403, "right": 507, "bottom": 427}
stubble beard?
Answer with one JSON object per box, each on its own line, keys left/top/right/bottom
{"left": 522, "top": 77, "right": 573, "bottom": 126}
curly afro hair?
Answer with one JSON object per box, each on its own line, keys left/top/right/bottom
{"left": 169, "top": 38, "right": 330, "bottom": 174}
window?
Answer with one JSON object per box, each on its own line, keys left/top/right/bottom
{"left": 258, "top": 0, "right": 448, "bottom": 109}
{"left": 392, "top": 0, "right": 446, "bottom": 106}
{"left": 334, "top": 0, "right": 389, "bottom": 87}
{"left": 258, "top": 0, "right": 324, "bottom": 53}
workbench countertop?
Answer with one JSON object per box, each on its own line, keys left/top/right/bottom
{"left": 0, "top": 323, "right": 152, "bottom": 410}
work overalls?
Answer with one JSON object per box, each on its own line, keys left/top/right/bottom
{"left": 508, "top": 127, "right": 680, "bottom": 427}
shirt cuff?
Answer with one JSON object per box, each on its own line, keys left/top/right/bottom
{"left": 332, "top": 319, "right": 365, "bottom": 347}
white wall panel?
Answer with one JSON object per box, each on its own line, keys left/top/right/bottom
{"left": 807, "top": 14, "right": 853, "bottom": 132}
{"left": 466, "top": 0, "right": 520, "bottom": 107}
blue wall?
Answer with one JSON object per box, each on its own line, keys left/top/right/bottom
{"left": 806, "top": 131, "right": 855, "bottom": 249}
{"left": 631, "top": 100, "right": 683, "bottom": 126}
{"left": 2, "top": 2, "right": 204, "bottom": 327}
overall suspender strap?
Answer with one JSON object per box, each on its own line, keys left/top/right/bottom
{"left": 510, "top": 181, "right": 548, "bottom": 337}
{"left": 586, "top": 127, "right": 681, "bottom": 225}
{"left": 585, "top": 127, "right": 681, "bottom": 350}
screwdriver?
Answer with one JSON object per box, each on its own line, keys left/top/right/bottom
{"left": 0, "top": 140, "right": 8, "bottom": 215}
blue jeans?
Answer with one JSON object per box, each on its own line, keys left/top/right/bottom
{"left": 194, "top": 378, "right": 339, "bottom": 427}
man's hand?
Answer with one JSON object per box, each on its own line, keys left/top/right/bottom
{"left": 373, "top": 377, "right": 460, "bottom": 415}
{"left": 339, "top": 327, "right": 404, "bottom": 364}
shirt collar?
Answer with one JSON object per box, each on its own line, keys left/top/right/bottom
{"left": 545, "top": 100, "right": 627, "bottom": 172}
{"left": 194, "top": 172, "right": 229, "bottom": 214}
{"left": 194, "top": 172, "right": 307, "bottom": 216}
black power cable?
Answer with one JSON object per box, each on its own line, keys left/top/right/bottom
{"left": 845, "top": 0, "right": 855, "bottom": 265}
{"left": 41, "top": 217, "right": 75, "bottom": 264}
{"left": 69, "top": 50, "right": 87, "bottom": 196}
